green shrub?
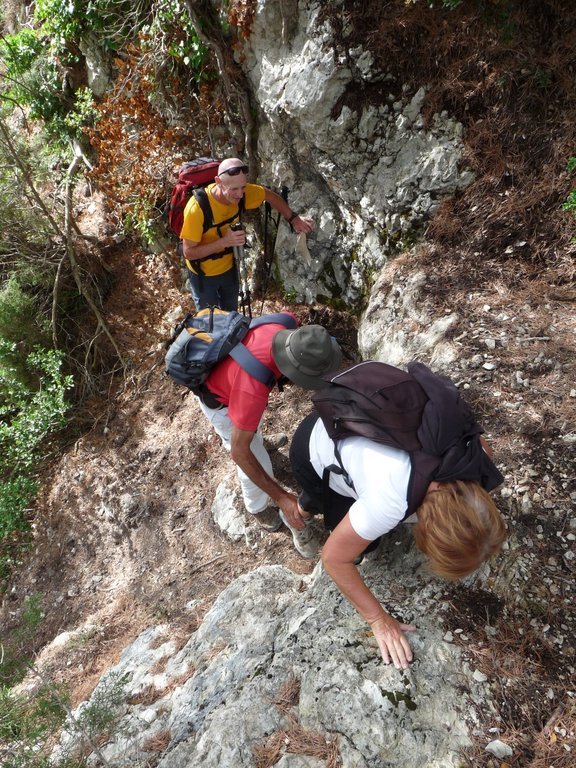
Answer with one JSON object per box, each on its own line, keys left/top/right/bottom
{"left": 0, "top": 30, "right": 69, "bottom": 129}
{"left": 0, "top": 683, "right": 76, "bottom": 768}
{"left": 0, "top": 593, "right": 44, "bottom": 686}
{"left": 0, "top": 476, "right": 38, "bottom": 539}
{"left": 71, "top": 672, "right": 126, "bottom": 740}
{"left": 144, "top": 0, "right": 209, "bottom": 77}
{"left": 562, "top": 157, "right": 576, "bottom": 219}
{"left": 0, "top": 343, "right": 72, "bottom": 582}
{"left": 0, "top": 670, "right": 126, "bottom": 767}
{"left": 63, "top": 87, "right": 99, "bottom": 138}
{"left": 0, "top": 278, "right": 44, "bottom": 347}
{"left": 0, "top": 29, "right": 45, "bottom": 76}
{"left": 0, "top": 344, "right": 73, "bottom": 470}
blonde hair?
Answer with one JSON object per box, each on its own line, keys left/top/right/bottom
{"left": 413, "top": 480, "right": 507, "bottom": 581}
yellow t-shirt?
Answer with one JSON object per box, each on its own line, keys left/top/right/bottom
{"left": 180, "top": 183, "right": 266, "bottom": 277}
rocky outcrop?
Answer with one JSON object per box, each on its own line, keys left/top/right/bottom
{"left": 53, "top": 526, "right": 497, "bottom": 767}
{"left": 357, "top": 258, "right": 459, "bottom": 367}
{"left": 240, "top": 0, "right": 474, "bottom": 304}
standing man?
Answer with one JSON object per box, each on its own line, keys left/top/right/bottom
{"left": 197, "top": 319, "right": 341, "bottom": 552}
{"left": 180, "top": 158, "right": 315, "bottom": 311}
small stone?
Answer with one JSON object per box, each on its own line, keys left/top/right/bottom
{"left": 473, "top": 669, "right": 488, "bottom": 683}
{"left": 443, "top": 631, "right": 454, "bottom": 642}
{"left": 485, "top": 739, "right": 513, "bottom": 758}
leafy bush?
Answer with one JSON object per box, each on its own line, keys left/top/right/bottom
{"left": 0, "top": 277, "right": 45, "bottom": 348}
{"left": 0, "top": 670, "right": 126, "bottom": 767}
{"left": 0, "top": 28, "right": 68, "bottom": 128}
{"left": 0, "top": 342, "right": 73, "bottom": 582}
{"left": 0, "top": 683, "right": 69, "bottom": 750}
{"left": 142, "top": 0, "right": 209, "bottom": 76}
{"left": 0, "top": 593, "right": 44, "bottom": 685}
{"left": 562, "top": 157, "right": 576, "bottom": 219}
{"left": 2, "top": 354, "right": 71, "bottom": 469}
{"left": 34, "top": 0, "right": 105, "bottom": 46}
{"left": 0, "top": 28, "right": 44, "bottom": 75}
{"left": 63, "top": 87, "right": 99, "bottom": 137}
{"left": 0, "top": 476, "right": 38, "bottom": 540}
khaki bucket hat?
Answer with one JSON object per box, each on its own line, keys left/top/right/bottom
{"left": 271, "top": 325, "right": 341, "bottom": 390}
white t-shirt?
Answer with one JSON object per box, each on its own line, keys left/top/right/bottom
{"left": 308, "top": 418, "right": 412, "bottom": 542}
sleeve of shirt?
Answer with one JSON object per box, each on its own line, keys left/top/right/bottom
{"left": 344, "top": 445, "right": 410, "bottom": 541}
{"left": 244, "top": 184, "right": 266, "bottom": 210}
{"left": 180, "top": 196, "right": 204, "bottom": 242}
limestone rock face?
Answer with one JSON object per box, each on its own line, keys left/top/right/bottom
{"left": 239, "top": 0, "right": 473, "bottom": 304}
{"left": 78, "top": 33, "right": 112, "bottom": 97}
{"left": 54, "top": 528, "right": 493, "bottom": 767}
{"left": 357, "top": 260, "right": 459, "bottom": 367}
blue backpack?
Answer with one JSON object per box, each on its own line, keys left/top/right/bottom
{"left": 165, "top": 307, "right": 297, "bottom": 391}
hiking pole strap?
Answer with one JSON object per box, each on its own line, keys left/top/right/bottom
{"left": 233, "top": 237, "right": 251, "bottom": 317}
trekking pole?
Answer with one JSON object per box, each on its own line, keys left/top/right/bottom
{"left": 231, "top": 223, "right": 252, "bottom": 318}
{"left": 258, "top": 186, "right": 289, "bottom": 315}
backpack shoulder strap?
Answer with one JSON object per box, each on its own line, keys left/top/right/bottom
{"left": 322, "top": 442, "right": 436, "bottom": 522}
{"left": 249, "top": 312, "right": 298, "bottom": 330}
{"left": 193, "top": 187, "right": 214, "bottom": 232}
{"left": 323, "top": 441, "right": 355, "bottom": 489}
{"left": 228, "top": 344, "right": 276, "bottom": 387}
{"left": 193, "top": 188, "right": 246, "bottom": 235}
{"left": 405, "top": 451, "right": 441, "bottom": 518}
{"left": 226, "top": 313, "right": 297, "bottom": 387}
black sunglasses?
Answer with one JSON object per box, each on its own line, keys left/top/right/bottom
{"left": 220, "top": 165, "right": 249, "bottom": 177}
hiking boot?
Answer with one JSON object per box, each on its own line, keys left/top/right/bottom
{"left": 252, "top": 505, "right": 282, "bottom": 532}
{"left": 279, "top": 511, "right": 320, "bottom": 559}
{"left": 262, "top": 432, "right": 288, "bottom": 452}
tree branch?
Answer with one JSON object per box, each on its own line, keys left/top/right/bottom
{"left": 0, "top": 115, "right": 126, "bottom": 370}
{"left": 64, "top": 154, "right": 127, "bottom": 368}
{"left": 183, "top": 0, "right": 258, "bottom": 170}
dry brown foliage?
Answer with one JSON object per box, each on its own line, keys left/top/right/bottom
{"left": 228, "top": 0, "right": 258, "bottom": 39}
{"left": 127, "top": 683, "right": 160, "bottom": 707}
{"left": 202, "top": 639, "right": 228, "bottom": 663}
{"left": 143, "top": 727, "right": 171, "bottom": 753}
{"left": 272, "top": 675, "right": 300, "bottom": 714}
{"left": 86, "top": 45, "right": 225, "bottom": 234}
{"left": 125, "top": 664, "right": 196, "bottom": 707}
{"left": 443, "top": 586, "right": 575, "bottom": 766}
{"left": 253, "top": 718, "right": 341, "bottom": 768}
{"left": 253, "top": 676, "right": 341, "bottom": 767}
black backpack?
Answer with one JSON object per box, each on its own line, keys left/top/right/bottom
{"left": 312, "top": 361, "right": 503, "bottom": 516}
{"left": 165, "top": 307, "right": 297, "bottom": 391}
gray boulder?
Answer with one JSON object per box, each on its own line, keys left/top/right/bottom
{"left": 54, "top": 527, "right": 492, "bottom": 767}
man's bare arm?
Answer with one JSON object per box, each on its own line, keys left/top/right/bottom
{"left": 230, "top": 426, "right": 304, "bottom": 526}
{"left": 182, "top": 227, "right": 244, "bottom": 261}
{"left": 264, "top": 189, "right": 315, "bottom": 234}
